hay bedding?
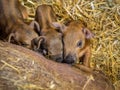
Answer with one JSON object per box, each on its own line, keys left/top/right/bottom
{"left": 13, "top": 0, "right": 120, "bottom": 89}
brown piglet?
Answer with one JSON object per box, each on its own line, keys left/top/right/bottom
{"left": 0, "top": 0, "right": 40, "bottom": 49}
{"left": 35, "top": 4, "right": 64, "bottom": 62}
{"left": 62, "top": 20, "right": 94, "bottom": 67}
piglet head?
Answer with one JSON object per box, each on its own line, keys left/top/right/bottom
{"left": 8, "top": 21, "right": 40, "bottom": 49}
{"left": 61, "top": 20, "right": 94, "bottom": 64}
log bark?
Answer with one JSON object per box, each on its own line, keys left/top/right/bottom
{"left": 0, "top": 41, "right": 114, "bottom": 90}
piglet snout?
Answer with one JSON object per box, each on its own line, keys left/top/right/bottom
{"left": 50, "top": 54, "right": 63, "bottom": 62}
{"left": 63, "top": 54, "right": 76, "bottom": 64}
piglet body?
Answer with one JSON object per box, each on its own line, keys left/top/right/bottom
{"left": 35, "top": 4, "right": 64, "bottom": 62}
{"left": 0, "top": 0, "right": 38, "bottom": 49}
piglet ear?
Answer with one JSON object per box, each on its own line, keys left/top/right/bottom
{"left": 29, "top": 21, "right": 41, "bottom": 36}
{"left": 31, "top": 36, "right": 46, "bottom": 50}
{"left": 8, "top": 33, "right": 15, "bottom": 43}
{"left": 82, "top": 28, "right": 94, "bottom": 39}
{"left": 51, "top": 22, "right": 67, "bottom": 33}
{"left": 19, "top": 5, "right": 28, "bottom": 20}
{"left": 31, "top": 36, "right": 47, "bottom": 55}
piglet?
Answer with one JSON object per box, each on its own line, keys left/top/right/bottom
{"left": 35, "top": 4, "right": 64, "bottom": 62}
{"left": 56, "top": 20, "right": 94, "bottom": 67}
{"left": 0, "top": 0, "right": 40, "bottom": 49}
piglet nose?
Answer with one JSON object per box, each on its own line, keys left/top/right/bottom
{"left": 56, "top": 56, "right": 63, "bottom": 62}
{"left": 50, "top": 54, "right": 63, "bottom": 62}
{"left": 63, "top": 54, "right": 75, "bottom": 64}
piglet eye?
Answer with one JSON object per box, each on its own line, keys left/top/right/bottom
{"left": 77, "top": 40, "right": 82, "bottom": 48}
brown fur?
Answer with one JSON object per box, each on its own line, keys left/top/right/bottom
{"left": 62, "top": 20, "right": 94, "bottom": 67}
{"left": 35, "top": 4, "right": 56, "bottom": 29}
{"left": 35, "top": 4, "right": 63, "bottom": 62}
{"left": 0, "top": 41, "right": 115, "bottom": 90}
{"left": 0, "top": 0, "right": 38, "bottom": 49}
{"left": 18, "top": 2, "right": 28, "bottom": 20}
